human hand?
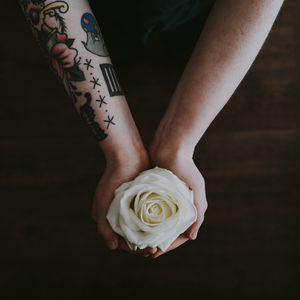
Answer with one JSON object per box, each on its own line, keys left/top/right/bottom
{"left": 91, "top": 151, "right": 157, "bottom": 256}
{"left": 149, "top": 146, "right": 208, "bottom": 258}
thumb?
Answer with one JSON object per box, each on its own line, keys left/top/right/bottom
{"left": 186, "top": 197, "right": 207, "bottom": 240}
{"left": 186, "top": 174, "right": 208, "bottom": 240}
{"left": 186, "top": 217, "right": 204, "bottom": 240}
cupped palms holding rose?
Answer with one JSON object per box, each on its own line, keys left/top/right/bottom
{"left": 19, "top": 0, "right": 283, "bottom": 260}
{"left": 92, "top": 137, "right": 208, "bottom": 258}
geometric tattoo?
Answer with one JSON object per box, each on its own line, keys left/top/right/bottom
{"left": 100, "top": 63, "right": 124, "bottom": 97}
{"left": 104, "top": 115, "right": 116, "bottom": 129}
{"left": 96, "top": 95, "right": 107, "bottom": 108}
{"left": 80, "top": 93, "right": 108, "bottom": 141}
{"left": 90, "top": 76, "right": 101, "bottom": 89}
{"left": 83, "top": 59, "right": 94, "bottom": 71}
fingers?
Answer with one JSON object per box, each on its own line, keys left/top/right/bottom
{"left": 187, "top": 177, "right": 208, "bottom": 240}
{"left": 96, "top": 216, "right": 156, "bottom": 255}
{"left": 118, "top": 238, "right": 133, "bottom": 252}
{"left": 137, "top": 247, "right": 158, "bottom": 256}
{"left": 152, "top": 235, "right": 189, "bottom": 258}
{"left": 186, "top": 216, "right": 204, "bottom": 240}
{"left": 118, "top": 238, "right": 157, "bottom": 256}
{"left": 93, "top": 181, "right": 120, "bottom": 250}
{"left": 97, "top": 221, "right": 119, "bottom": 250}
{"left": 186, "top": 195, "right": 205, "bottom": 240}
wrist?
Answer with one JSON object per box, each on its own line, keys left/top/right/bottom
{"left": 103, "top": 138, "right": 149, "bottom": 172}
{"left": 149, "top": 121, "right": 195, "bottom": 165}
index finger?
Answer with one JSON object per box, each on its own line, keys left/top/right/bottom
{"left": 152, "top": 234, "right": 189, "bottom": 258}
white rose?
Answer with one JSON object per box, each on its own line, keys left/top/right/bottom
{"left": 106, "top": 167, "right": 197, "bottom": 252}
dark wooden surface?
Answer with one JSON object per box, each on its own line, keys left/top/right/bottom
{"left": 0, "top": 1, "right": 299, "bottom": 299}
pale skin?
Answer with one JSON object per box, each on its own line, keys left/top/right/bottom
{"left": 19, "top": 0, "right": 284, "bottom": 258}
{"left": 150, "top": 0, "right": 284, "bottom": 257}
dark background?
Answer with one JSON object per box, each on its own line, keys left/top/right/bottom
{"left": 0, "top": 1, "right": 299, "bottom": 299}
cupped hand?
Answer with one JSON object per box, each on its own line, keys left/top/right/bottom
{"left": 91, "top": 153, "right": 157, "bottom": 256}
{"left": 149, "top": 148, "right": 208, "bottom": 258}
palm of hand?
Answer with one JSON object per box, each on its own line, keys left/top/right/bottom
{"left": 150, "top": 153, "right": 208, "bottom": 258}
{"left": 92, "top": 151, "right": 207, "bottom": 258}
{"left": 92, "top": 161, "right": 158, "bottom": 256}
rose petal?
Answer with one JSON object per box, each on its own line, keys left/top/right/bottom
{"left": 106, "top": 167, "right": 197, "bottom": 251}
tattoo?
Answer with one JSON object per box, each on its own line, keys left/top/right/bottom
{"left": 90, "top": 76, "right": 101, "bottom": 89}
{"left": 20, "top": 2, "right": 117, "bottom": 139}
{"left": 96, "top": 95, "right": 107, "bottom": 108}
{"left": 69, "top": 82, "right": 82, "bottom": 103}
{"left": 80, "top": 93, "right": 108, "bottom": 141}
{"left": 100, "top": 64, "right": 124, "bottom": 97}
{"left": 104, "top": 115, "right": 116, "bottom": 129}
{"left": 83, "top": 59, "right": 94, "bottom": 71}
{"left": 20, "top": 0, "right": 85, "bottom": 101}
{"left": 81, "top": 12, "right": 109, "bottom": 57}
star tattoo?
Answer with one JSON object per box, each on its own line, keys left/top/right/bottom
{"left": 83, "top": 59, "right": 94, "bottom": 71}
{"left": 104, "top": 115, "right": 116, "bottom": 129}
{"left": 90, "top": 77, "right": 101, "bottom": 89}
{"left": 96, "top": 95, "right": 107, "bottom": 108}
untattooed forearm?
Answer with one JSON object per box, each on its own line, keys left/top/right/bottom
{"left": 152, "top": 0, "right": 284, "bottom": 156}
{"left": 19, "top": 0, "right": 144, "bottom": 161}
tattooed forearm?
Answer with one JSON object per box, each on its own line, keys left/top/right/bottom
{"left": 19, "top": 1, "right": 85, "bottom": 97}
{"left": 19, "top": 0, "right": 129, "bottom": 143}
{"left": 96, "top": 95, "right": 107, "bottom": 108}
{"left": 81, "top": 12, "right": 109, "bottom": 57}
{"left": 19, "top": 0, "right": 86, "bottom": 108}
{"left": 80, "top": 93, "right": 107, "bottom": 141}
{"left": 83, "top": 59, "right": 94, "bottom": 71}
{"left": 90, "top": 76, "right": 101, "bottom": 90}
{"left": 100, "top": 64, "right": 124, "bottom": 97}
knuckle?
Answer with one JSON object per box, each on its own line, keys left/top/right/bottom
{"left": 198, "top": 174, "right": 205, "bottom": 186}
{"left": 97, "top": 221, "right": 106, "bottom": 233}
{"left": 97, "top": 222, "right": 114, "bottom": 240}
{"left": 196, "top": 218, "right": 204, "bottom": 228}
{"left": 203, "top": 200, "right": 208, "bottom": 211}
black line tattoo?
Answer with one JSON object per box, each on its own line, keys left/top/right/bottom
{"left": 83, "top": 58, "right": 94, "bottom": 71}
{"left": 80, "top": 93, "right": 107, "bottom": 141}
{"left": 81, "top": 12, "right": 109, "bottom": 57}
{"left": 90, "top": 77, "right": 101, "bottom": 89}
{"left": 96, "top": 95, "right": 107, "bottom": 108}
{"left": 20, "top": 0, "right": 85, "bottom": 102}
{"left": 70, "top": 82, "right": 82, "bottom": 103}
{"left": 100, "top": 64, "right": 124, "bottom": 97}
{"left": 104, "top": 115, "right": 116, "bottom": 129}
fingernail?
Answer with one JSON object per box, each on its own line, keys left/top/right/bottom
{"left": 144, "top": 254, "right": 150, "bottom": 258}
{"left": 107, "top": 240, "right": 117, "bottom": 250}
{"left": 149, "top": 248, "right": 157, "bottom": 255}
{"left": 190, "top": 233, "right": 197, "bottom": 240}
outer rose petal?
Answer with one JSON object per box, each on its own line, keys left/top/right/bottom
{"left": 106, "top": 167, "right": 197, "bottom": 251}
